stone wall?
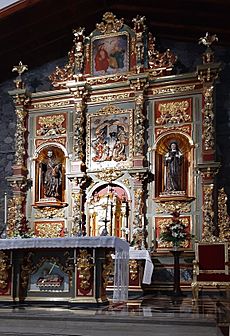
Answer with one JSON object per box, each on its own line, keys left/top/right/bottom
{"left": 0, "top": 39, "right": 230, "bottom": 229}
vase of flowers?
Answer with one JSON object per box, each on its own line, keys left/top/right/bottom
{"left": 159, "top": 211, "right": 192, "bottom": 249}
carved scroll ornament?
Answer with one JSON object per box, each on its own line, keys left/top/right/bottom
{"left": 76, "top": 249, "right": 93, "bottom": 290}
{"left": 0, "top": 252, "right": 10, "bottom": 291}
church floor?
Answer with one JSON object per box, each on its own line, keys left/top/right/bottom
{"left": 0, "top": 292, "right": 229, "bottom": 336}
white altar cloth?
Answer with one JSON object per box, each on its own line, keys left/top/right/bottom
{"left": 0, "top": 236, "right": 129, "bottom": 252}
{"left": 129, "top": 248, "right": 154, "bottom": 285}
{"left": 0, "top": 236, "right": 129, "bottom": 302}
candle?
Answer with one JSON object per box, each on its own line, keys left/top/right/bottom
{"left": 4, "top": 192, "right": 7, "bottom": 225}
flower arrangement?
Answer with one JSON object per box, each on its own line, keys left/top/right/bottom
{"left": 159, "top": 211, "right": 193, "bottom": 248}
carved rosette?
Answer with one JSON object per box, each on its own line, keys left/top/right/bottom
{"left": 0, "top": 251, "right": 10, "bottom": 292}
{"left": 218, "top": 188, "right": 230, "bottom": 241}
{"left": 73, "top": 100, "right": 85, "bottom": 161}
{"left": 76, "top": 249, "right": 93, "bottom": 290}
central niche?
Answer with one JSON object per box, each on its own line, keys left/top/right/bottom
{"left": 87, "top": 184, "right": 130, "bottom": 239}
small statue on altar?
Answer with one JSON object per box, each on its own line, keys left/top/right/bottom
{"left": 164, "top": 141, "right": 183, "bottom": 192}
{"left": 41, "top": 150, "right": 62, "bottom": 199}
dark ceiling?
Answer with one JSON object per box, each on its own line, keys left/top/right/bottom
{"left": 0, "top": 0, "right": 229, "bottom": 83}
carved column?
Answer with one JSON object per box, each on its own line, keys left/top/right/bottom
{"left": 131, "top": 173, "right": 147, "bottom": 249}
{"left": 7, "top": 64, "right": 31, "bottom": 237}
{"left": 196, "top": 34, "right": 221, "bottom": 241}
{"left": 73, "top": 27, "right": 85, "bottom": 75}
{"left": 69, "top": 177, "right": 83, "bottom": 236}
{"left": 197, "top": 33, "right": 221, "bottom": 159}
{"left": 198, "top": 165, "right": 220, "bottom": 241}
{"left": 129, "top": 78, "right": 148, "bottom": 168}
{"left": 218, "top": 188, "right": 230, "bottom": 241}
{"left": 132, "top": 15, "right": 146, "bottom": 73}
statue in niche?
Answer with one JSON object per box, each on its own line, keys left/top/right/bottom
{"left": 41, "top": 150, "right": 62, "bottom": 199}
{"left": 164, "top": 141, "right": 183, "bottom": 192}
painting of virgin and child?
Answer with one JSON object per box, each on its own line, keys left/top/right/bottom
{"left": 92, "top": 33, "right": 128, "bottom": 76}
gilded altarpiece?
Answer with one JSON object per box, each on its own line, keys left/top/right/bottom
{"left": 5, "top": 12, "right": 226, "bottom": 294}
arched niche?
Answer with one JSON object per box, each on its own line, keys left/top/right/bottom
{"left": 154, "top": 133, "right": 194, "bottom": 199}
{"left": 87, "top": 183, "right": 129, "bottom": 239}
{"left": 34, "top": 145, "right": 66, "bottom": 206}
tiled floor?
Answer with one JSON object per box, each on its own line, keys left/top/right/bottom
{"left": 0, "top": 292, "right": 229, "bottom": 335}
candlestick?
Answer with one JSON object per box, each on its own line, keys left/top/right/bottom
{"left": 4, "top": 192, "right": 7, "bottom": 225}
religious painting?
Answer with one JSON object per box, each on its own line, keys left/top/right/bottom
{"left": 91, "top": 32, "right": 129, "bottom": 76}
{"left": 87, "top": 105, "right": 133, "bottom": 170}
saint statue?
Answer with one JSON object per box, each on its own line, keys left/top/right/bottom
{"left": 164, "top": 141, "right": 183, "bottom": 192}
{"left": 41, "top": 150, "right": 62, "bottom": 199}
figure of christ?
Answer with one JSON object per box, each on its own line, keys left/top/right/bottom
{"left": 94, "top": 43, "right": 109, "bottom": 73}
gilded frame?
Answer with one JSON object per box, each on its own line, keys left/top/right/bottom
{"left": 86, "top": 105, "right": 133, "bottom": 170}
{"left": 91, "top": 32, "right": 129, "bottom": 76}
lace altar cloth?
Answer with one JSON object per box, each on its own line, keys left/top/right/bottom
{"left": 0, "top": 236, "right": 129, "bottom": 302}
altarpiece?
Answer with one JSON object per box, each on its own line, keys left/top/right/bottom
{"left": 2, "top": 12, "right": 229, "bottom": 296}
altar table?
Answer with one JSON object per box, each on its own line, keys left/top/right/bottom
{"left": 0, "top": 236, "right": 129, "bottom": 304}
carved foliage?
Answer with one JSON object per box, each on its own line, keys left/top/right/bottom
{"left": 218, "top": 188, "right": 230, "bottom": 241}
{"left": 96, "top": 12, "right": 124, "bottom": 34}
{"left": 148, "top": 32, "right": 177, "bottom": 75}
{"left": 76, "top": 249, "right": 93, "bottom": 291}
{"left": 0, "top": 252, "right": 11, "bottom": 292}
{"left": 35, "top": 221, "right": 64, "bottom": 238}
{"left": 155, "top": 99, "right": 192, "bottom": 126}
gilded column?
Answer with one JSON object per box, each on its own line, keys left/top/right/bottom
{"left": 131, "top": 173, "right": 147, "bottom": 249}
{"left": 198, "top": 166, "right": 219, "bottom": 241}
{"left": 68, "top": 84, "right": 88, "bottom": 235}
{"left": 218, "top": 188, "right": 230, "bottom": 241}
{"left": 7, "top": 62, "right": 31, "bottom": 237}
{"left": 196, "top": 34, "right": 221, "bottom": 241}
{"left": 132, "top": 15, "right": 146, "bottom": 73}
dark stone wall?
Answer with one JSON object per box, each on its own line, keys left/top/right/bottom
{"left": 0, "top": 39, "right": 229, "bottom": 228}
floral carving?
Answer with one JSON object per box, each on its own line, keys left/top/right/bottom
{"left": 37, "top": 114, "right": 66, "bottom": 137}
{"left": 96, "top": 12, "right": 124, "bottom": 34}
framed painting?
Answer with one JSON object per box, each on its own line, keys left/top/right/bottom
{"left": 87, "top": 105, "right": 133, "bottom": 170}
{"left": 91, "top": 32, "right": 129, "bottom": 76}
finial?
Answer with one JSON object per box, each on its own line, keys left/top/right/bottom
{"left": 199, "top": 32, "right": 218, "bottom": 48}
{"left": 12, "top": 61, "right": 28, "bottom": 89}
{"left": 198, "top": 33, "right": 218, "bottom": 64}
